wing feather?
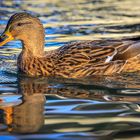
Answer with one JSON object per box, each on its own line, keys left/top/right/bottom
{"left": 54, "top": 39, "right": 139, "bottom": 78}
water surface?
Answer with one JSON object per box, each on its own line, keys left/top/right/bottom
{"left": 0, "top": 0, "right": 140, "bottom": 140}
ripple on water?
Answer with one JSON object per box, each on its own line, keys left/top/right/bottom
{"left": 0, "top": 94, "right": 22, "bottom": 107}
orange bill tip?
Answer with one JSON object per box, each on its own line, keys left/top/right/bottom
{"left": 0, "top": 31, "right": 14, "bottom": 47}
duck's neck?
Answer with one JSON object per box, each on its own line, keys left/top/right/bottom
{"left": 20, "top": 23, "right": 45, "bottom": 57}
{"left": 21, "top": 39, "right": 45, "bottom": 57}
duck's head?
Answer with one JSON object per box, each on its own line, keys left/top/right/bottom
{"left": 0, "top": 12, "right": 45, "bottom": 55}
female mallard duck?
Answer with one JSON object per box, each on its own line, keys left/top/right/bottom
{"left": 0, "top": 12, "right": 140, "bottom": 78}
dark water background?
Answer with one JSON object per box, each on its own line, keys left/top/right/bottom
{"left": 0, "top": 0, "right": 140, "bottom": 140}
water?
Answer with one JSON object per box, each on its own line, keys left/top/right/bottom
{"left": 0, "top": 0, "right": 140, "bottom": 139}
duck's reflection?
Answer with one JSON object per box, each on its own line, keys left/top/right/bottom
{"left": 1, "top": 77, "right": 46, "bottom": 134}
{"left": 12, "top": 94, "right": 45, "bottom": 133}
{"left": 1, "top": 75, "right": 140, "bottom": 134}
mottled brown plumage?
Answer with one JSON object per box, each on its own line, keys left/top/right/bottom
{"left": 0, "top": 12, "right": 140, "bottom": 78}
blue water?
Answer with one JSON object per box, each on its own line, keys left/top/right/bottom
{"left": 0, "top": 0, "right": 140, "bottom": 140}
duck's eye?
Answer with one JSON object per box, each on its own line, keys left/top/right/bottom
{"left": 17, "top": 23, "right": 23, "bottom": 26}
{"left": 9, "top": 22, "right": 27, "bottom": 31}
{"left": 16, "top": 22, "right": 32, "bottom": 27}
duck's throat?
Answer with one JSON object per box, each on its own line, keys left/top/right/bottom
{"left": 21, "top": 36, "right": 45, "bottom": 56}
{"left": 17, "top": 40, "right": 44, "bottom": 76}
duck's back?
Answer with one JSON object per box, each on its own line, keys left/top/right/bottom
{"left": 51, "top": 38, "right": 140, "bottom": 78}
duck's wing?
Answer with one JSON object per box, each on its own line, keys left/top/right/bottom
{"left": 54, "top": 39, "right": 140, "bottom": 77}
{"left": 113, "top": 40, "right": 140, "bottom": 60}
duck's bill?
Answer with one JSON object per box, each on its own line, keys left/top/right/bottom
{"left": 0, "top": 31, "right": 14, "bottom": 47}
